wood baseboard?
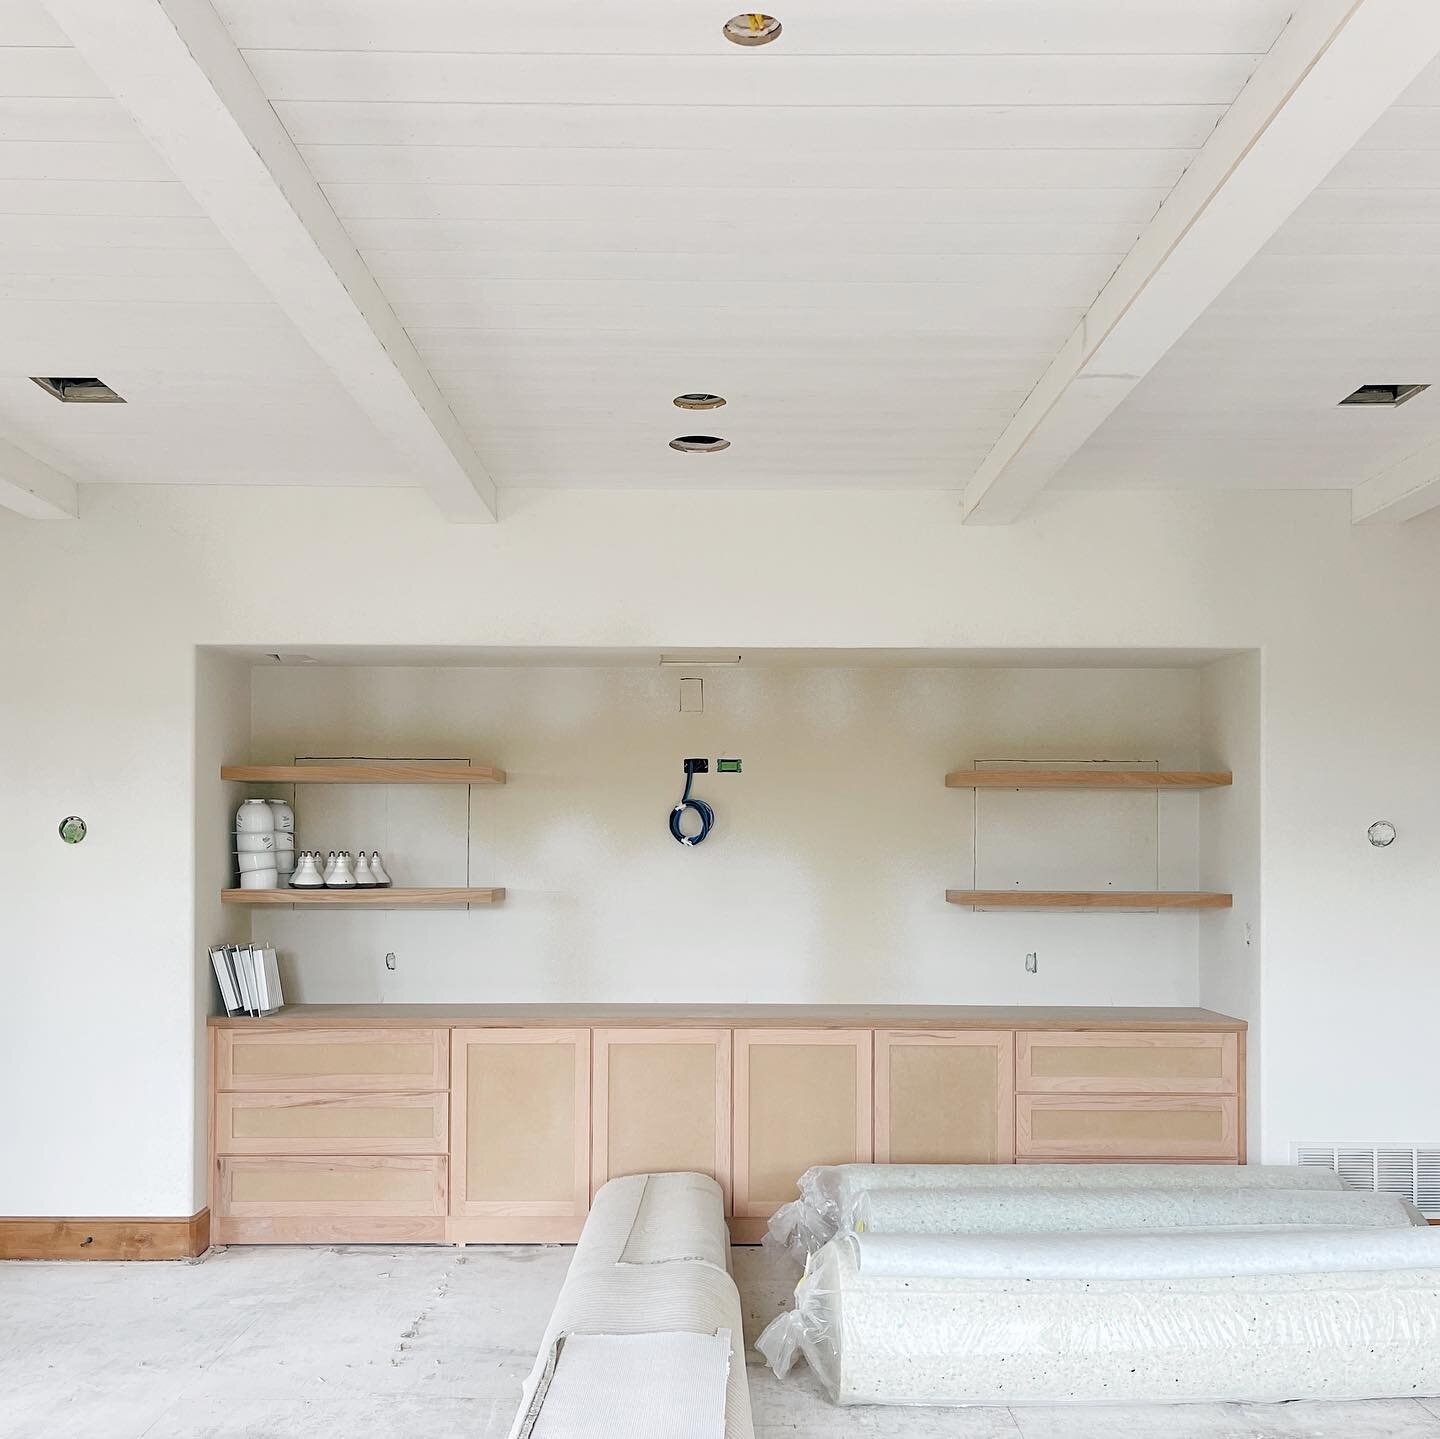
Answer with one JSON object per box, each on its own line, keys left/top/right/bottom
{"left": 0, "top": 1209, "right": 209, "bottom": 1260}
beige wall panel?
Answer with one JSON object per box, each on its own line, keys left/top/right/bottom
{"left": 733, "top": 1029, "right": 871, "bottom": 1218}
{"left": 450, "top": 1028, "right": 589, "bottom": 1219}
{"left": 876, "top": 1030, "right": 1014, "bottom": 1164}
{"left": 216, "top": 1028, "right": 448, "bottom": 1092}
{"left": 1017, "top": 1031, "right": 1237, "bottom": 1094}
{"left": 216, "top": 1156, "right": 447, "bottom": 1216}
{"left": 1017, "top": 1095, "right": 1238, "bottom": 1160}
{"left": 592, "top": 1029, "right": 731, "bottom": 1204}
{"left": 216, "top": 1092, "right": 447, "bottom": 1154}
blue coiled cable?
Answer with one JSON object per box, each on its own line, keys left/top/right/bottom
{"left": 670, "top": 764, "right": 715, "bottom": 845}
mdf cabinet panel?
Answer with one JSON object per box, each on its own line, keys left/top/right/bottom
{"left": 215, "top": 1155, "right": 447, "bottom": 1218}
{"left": 875, "top": 1030, "right": 1014, "bottom": 1165}
{"left": 449, "top": 1028, "right": 590, "bottom": 1240}
{"left": 591, "top": 1028, "right": 732, "bottom": 1207}
{"left": 732, "top": 1029, "right": 872, "bottom": 1220}
{"left": 1016, "top": 1031, "right": 1238, "bottom": 1095}
{"left": 215, "top": 1027, "right": 448, "bottom": 1093}
{"left": 215, "top": 1091, "right": 448, "bottom": 1156}
{"left": 1017, "top": 1094, "right": 1239, "bottom": 1161}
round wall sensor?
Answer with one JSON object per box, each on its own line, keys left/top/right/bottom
{"left": 59, "top": 815, "right": 87, "bottom": 844}
{"left": 673, "top": 393, "right": 727, "bottom": 410}
{"left": 1367, "top": 820, "right": 1397, "bottom": 848}
{"left": 723, "top": 13, "right": 782, "bottom": 46}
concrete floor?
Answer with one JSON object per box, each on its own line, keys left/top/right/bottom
{"left": 3, "top": 1245, "right": 1440, "bottom": 1439}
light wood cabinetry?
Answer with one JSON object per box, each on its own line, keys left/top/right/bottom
{"left": 591, "top": 1028, "right": 731, "bottom": 1205}
{"left": 210, "top": 1007, "right": 1246, "bottom": 1245}
{"left": 210, "top": 1025, "right": 451, "bottom": 1244}
{"left": 1017, "top": 1095, "right": 1240, "bottom": 1160}
{"left": 215, "top": 1027, "right": 448, "bottom": 1093}
{"left": 1014, "top": 1030, "right": 1241, "bottom": 1162}
{"left": 1016, "top": 1031, "right": 1238, "bottom": 1095}
{"left": 449, "top": 1028, "right": 590, "bottom": 1242}
{"left": 215, "top": 1092, "right": 448, "bottom": 1155}
{"left": 875, "top": 1029, "right": 1014, "bottom": 1164}
{"left": 732, "top": 1029, "right": 872, "bottom": 1228}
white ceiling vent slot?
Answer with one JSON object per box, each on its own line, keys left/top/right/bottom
{"left": 1293, "top": 1144, "right": 1440, "bottom": 1217}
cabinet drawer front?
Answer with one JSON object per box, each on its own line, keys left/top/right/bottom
{"left": 1016, "top": 1031, "right": 1237, "bottom": 1094}
{"left": 215, "top": 1028, "right": 448, "bottom": 1092}
{"left": 215, "top": 1156, "right": 447, "bottom": 1217}
{"left": 1017, "top": 1095, "right": 1238, "bottom": 1160}
{"left": 215, "top": 1092, "right": 447, "bottom": 1155}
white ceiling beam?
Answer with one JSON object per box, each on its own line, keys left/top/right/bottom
{"left": 0, "top": 438, "right": 78, "bottom": 520}
{"left": 41, "top": 0, "right": 497, "bottom": 523}
{"left": 1352, "top": 440, "right": 1440, "bottom": 524}
{"left": 963, "top": 0, "right": 1440, "bottom": 525}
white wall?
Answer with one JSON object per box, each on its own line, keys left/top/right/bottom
{"left": 2, "top": 483, "right": 1438, "bottom": 1214}
{"left": 193, "top": 650, "right": 252, "bottom": 1199}
{"left": 245, "top": 662, "right": 1209, "bottom": 1008}
{"left": 1197, "top": 652, "right": 1263, "bottom": 1143}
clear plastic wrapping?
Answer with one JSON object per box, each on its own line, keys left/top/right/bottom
{"left": 850, "top": 1184, "right": 1421, "bottom": 1236}
{"left": 758, "top": 1229, "right": 1440, "bottom": 1406}
{"left": 764, "top": 1162, "right": 1348, "bottom": 1263}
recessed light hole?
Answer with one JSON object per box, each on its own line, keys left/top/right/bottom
{"left": 723, "top": 13, "right": 781, "bottom": 46}
{"left": 1339, "top": 384, "right": 1429, "bottom": 408}
{"left": 30, "top": 376, "right": 125, "bottom": 404}
{"left": 670, "top": 435, "right": 731, "bottom": 453}
{"left": 673, "top": 393, "right": 727, "bottom": 410}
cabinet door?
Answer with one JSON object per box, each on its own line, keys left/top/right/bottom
{"left": 1016, "top": 1031, "right": 1238, "bottom": 1095}
{"left": 1017, "top": 1094, "right": 1239, "bottom": 1161}
{"left": 732, "top": 1029, "right": 872, "bottom": 1220}
{"left": 591, "top": 1028, "right": 732, "bottom": 1207}
{"left": 875, "top": 1030, "right": 1014, "bottom": 1165}
{"left": 450, "top": 1028, "right": 590, "bottom": 1240}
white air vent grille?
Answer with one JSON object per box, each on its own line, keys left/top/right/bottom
{"left": 1294, "top": 1144, "right": 1440, "bottom": 1217}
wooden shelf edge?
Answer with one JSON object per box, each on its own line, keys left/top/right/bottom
{"left": 946, "top": 890, "right": 1233, "bottom": 910}
{"left": 221, "top": 763, "right": 505, "bottom": 785}
{"left": 222, "top": 887, "right": 505, "bottom": 907}
{"left": 945, "top": 770, "right": 1232, "bottom": 790}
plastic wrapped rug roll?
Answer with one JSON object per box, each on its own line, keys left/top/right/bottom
{"left": 757, "top": 1234, "right": 1440, "bottom": 1406}
{"left": 767, "top": 1162, "right": 1346, "bottom": 1260}
{"left": 851, "top": 1185, "right": 1420, "bottom": 1236}
{"left": 846, "top": 1224, "right": 1440, "bottom": 1280}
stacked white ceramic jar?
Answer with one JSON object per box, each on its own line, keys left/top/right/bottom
{"left": 234, "top": 798, "right": 295, "bottom": 889}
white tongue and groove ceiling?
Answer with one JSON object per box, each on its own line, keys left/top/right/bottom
{"left": 8, "top": 1, "right": 1440, "bottom": 521}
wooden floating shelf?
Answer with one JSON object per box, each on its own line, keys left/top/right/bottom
{"left": 222, "top": 887, "right": 505, "bottom": 907}
{"left": 947, "top": 890, "right": 1233, "bottom": 910}
{"left": 946, "top": 770, "right": 1231, "bottom": 790}
{"left": 222, "top": 763, "right": 505, "bottom": 785}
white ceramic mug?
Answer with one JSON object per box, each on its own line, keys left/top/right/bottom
{"left": 272, "top": 831, "right": 295, "bottom": 852}
{"left": 235, "top": 798, "right": 275, "bottom": 834}
{"left": 237, "top": 851, "right": 274, "bottom": 873}
{"left": 239, "top": 868, "right": 279, "bottom": 890}
{"left": 267, "top": 800, "right": 295, "bottom": 833}
{"left": 237, "top": 832, "right": 276, "bottom": 853}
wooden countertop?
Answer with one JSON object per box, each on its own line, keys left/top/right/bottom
{"left": 209, "top": 1004, "right": 1245, "bottom": 1032}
